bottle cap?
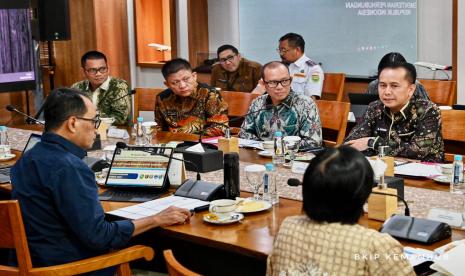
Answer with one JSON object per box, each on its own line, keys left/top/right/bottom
{"left": 274, "top": 131, "right": 282, "bottom": 137}
{"left": 454, "top": 155, "right": 463, "bottom": 161}
{"left": 137, "top": 117, "right": 144, "bottom": 122}
{"left": 265, "top": 163, "right": 274, "bottom": 171}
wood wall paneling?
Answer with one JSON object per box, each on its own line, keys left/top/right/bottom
{"left": 53, "top": 0, "right": 97, "bottom": 88}
{"left": 135, "top": 0, "right": 165, "bottom": 63}
{"left": 94, "top": 0, "right": 130, "bottom": 84}
{"left": 187, "top": 0, "right": 209, "bottom": 68}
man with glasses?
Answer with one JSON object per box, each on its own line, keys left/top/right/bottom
{"left": 11, "top": 88, "right": 190, "bottom": 272}
{"left": 277, "top": 33, "right": 324, "bottom": 100}
{"left": 155, "top": 58, "right": 229, "bottom": 136}
{"left": 239, "top": 61, "right": 322, "bottom": 149}
{"left": 71, "top": 50, "right": 131, "bottom": 125}
{"left": 210, "top": 44, "right": 262, "bottom": 92}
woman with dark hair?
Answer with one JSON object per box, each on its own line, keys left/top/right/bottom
{"left": 267, "top": 146, "right": 414, "bottom": 275}
{"left": 366, "top": 52, "right": 430, "bottom": 100}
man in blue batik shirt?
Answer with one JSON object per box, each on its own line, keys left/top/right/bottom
{"left": 10, "top": 88, "right": 190, "bottom": 274}
{"left": 239, "top": 61, "right": 322, "bottom": 150}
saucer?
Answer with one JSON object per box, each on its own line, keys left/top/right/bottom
{"left": 0, "top": 153, "right": 15, "bottom": 161}
{"left": 235, "top": 199, "right": 272, "bottom": 213}
{"left": 203, "top": 212, "right": 244, "bottom": 225}
{"left": 258, "top": 151, "right": 273, "bottom": 158}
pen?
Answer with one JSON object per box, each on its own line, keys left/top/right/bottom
{"left": 394, "top": 161, "right": 411, "bottom": 167}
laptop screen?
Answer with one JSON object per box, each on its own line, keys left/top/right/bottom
{"left": 105, "top": 146, "right": 173, "bottom": 188}
{"left": 24, "top": 133, "right": 41, "bottom": 152}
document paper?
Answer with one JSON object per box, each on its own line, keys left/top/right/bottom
{"left": 107, "top": 195, "right": 209, "bottom": 219}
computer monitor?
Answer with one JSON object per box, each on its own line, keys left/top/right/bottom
{"left": 0, "top": 0, "right": 36, "bottom": 92}
{"left": 105, "top": 146, "right": 173, "bottom": 190}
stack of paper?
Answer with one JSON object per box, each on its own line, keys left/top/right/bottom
{"left": 107, "top": 195, "right": 209, "bottom": 219}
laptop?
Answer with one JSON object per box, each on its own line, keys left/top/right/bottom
{"left": 348, "top": 93, "right": 380, "bottom": 123}
{"left": 0, "top": 133, "right": 42, "bottom": 183}
{"left": 98, "top": 146, "right": 173, "bottom": 202}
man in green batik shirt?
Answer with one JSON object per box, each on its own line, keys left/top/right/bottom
{"left": 239, "top": 61, "right": 322, "bottom": 150}
{"left": 71, "top": 51, "right": 131, "bottom": 125}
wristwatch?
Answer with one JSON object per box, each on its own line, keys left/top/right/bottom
{"left": 367, "top": 137, "right": 376, "bottom": 150}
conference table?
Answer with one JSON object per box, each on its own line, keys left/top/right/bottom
{"left": 2, "top": 128, "right": 465, "bottom": 275}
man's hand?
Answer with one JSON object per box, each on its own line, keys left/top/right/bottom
{"left": 345, "top": 137, "right": 371, "bottom": 151}
{"left": 132, "top": 206, "right": 192, "bottom": 236}
{"left": 153, "top": 206, "right": 191, "bottom": 227}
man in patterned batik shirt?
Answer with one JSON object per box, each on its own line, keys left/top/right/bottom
{"left": 239, "top": 61, "right": 322, "bottom": 150}
{"left": 71, "top": 51, "right": 130, "bottom": 125}
{"left": 155, "top": 58, "right": 228, "bottom": 136}
{"left": 345, "top": 62, "right": 444, "bottom": 162}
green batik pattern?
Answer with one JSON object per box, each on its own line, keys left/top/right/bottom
{"left": 71, "top": 77, "right": 131, "bottom": 125}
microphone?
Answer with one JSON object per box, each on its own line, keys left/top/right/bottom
{"left": 113, "top": 89, "right": 136, "bottom": 102}
{"left": 6, "top": 105, "right": 45, "bottom": 125}
{"left": 287, "top": 178, "right": 301, "bottom": 187}
{"left": 115, "top": 142, "right": 201, "bottom": 181}
{"left": 228, "top": 104, "right": 274, "bottom": 125}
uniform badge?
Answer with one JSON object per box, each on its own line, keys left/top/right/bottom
{"left": 294, "top": 73, "right": 306, "bottom": 78}
{"left": 311, "top": 72, "right": 320, "bottom": 82}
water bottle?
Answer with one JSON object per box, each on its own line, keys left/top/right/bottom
{"left": 273, "top": 131, "right": 284, "bottom": 165}
{"left": 223, "top": 153, "right": 240, "bottom": 199}
{"left": 451, "top": 155, "right": 465, "bottom": 194}
{"left": 135, "top": 117, "right": 145, "bottom": 145}
{"left": 263, "top": 163, "right": 278, "bottom": 204}
{"left": 0, "top": 126, "right": 10, "bottom": 157}
{"left": 0, "top": 126, "right": 8, "bottom": 146}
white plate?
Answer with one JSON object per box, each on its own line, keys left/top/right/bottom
{"left": 203, "top": 212, "right": 244, "bottom": 225}
{"left": 235, "top": 200, "right": 272, "bottom": 213}
{"left": 0, "top": 153, "right": 15, "bottom": 161}
{"left": 433, "top": 175, "right": 451, "bottom": 184}
{"left": 258, "top": 151, "right": 273, "bottom": 158}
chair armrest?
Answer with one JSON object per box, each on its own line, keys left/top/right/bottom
{"left": 29, "top": 245, "right": 154, "bottom": 275}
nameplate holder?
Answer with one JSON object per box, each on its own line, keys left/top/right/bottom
{"left": 427, "top": 208, "right": 464, "bottom": 228}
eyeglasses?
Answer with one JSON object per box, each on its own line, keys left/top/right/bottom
{"left": 219, "top": 54, "right": 236, "bottom": 64}
{"left": 276, "top": 48, "right": 293, "bottom": 54}
{"left": 168, "top": 76, "right": 193, "bottom": 87}
{"left": 76, "top": 115, "right": 101, "bottom": 129}
{"left": 84, "top": 67, "right": 108, "bottom": 75}
{"left": 264, "top": 78, "right": 292, "bottom": 88}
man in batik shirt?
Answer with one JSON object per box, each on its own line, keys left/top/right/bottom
{"left": 239, "top": 61, "right": 322, "bottom": 150}
{"left": 345, "top": 62, "right": 444, "bottom": 162}
{"left": 71, "top": 51, "right": 130, "bottom": 125}
{"left": 155, "top": 58, "right": 228, "bottom": 136}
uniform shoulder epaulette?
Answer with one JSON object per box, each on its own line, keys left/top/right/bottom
{"left": 305, "top": 59, "right": 318, "bottom": 67}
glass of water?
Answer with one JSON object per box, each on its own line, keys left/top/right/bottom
{"left": 283, "top": 136, "right": 301, "bottom": 167}
{"left": 244, "top": 164, "right": 266, "bottom": 200}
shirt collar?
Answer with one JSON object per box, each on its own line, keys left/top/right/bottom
{"left": 292, "top": 54, "right": 309, "bottom": 69}
{"left": 265, "top": 90, "right": 294, "bottom": 109}
{"left": 42, "top": 132, "right": 87, "bottom": 159}
{"left": 383, "top": 99, "right": 412, "bottom": 120}
{"left": 84, "top": 76, "right": 111, "bottom": 92}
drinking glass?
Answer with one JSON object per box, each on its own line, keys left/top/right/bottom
{"left": 244, "top": 164, "right": 266, "bottom": 200}
{"left": 283, "top": 136, "right": 301, "bottom": 167}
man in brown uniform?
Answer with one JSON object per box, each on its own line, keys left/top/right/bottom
{"left": 210, "top": 44, "right": 261, "bottom": 92}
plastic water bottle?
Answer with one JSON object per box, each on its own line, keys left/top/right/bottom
{"left": 0, "top": 126, "right": 10, "bottom": 157}
{"left": 451, "top": 155, "right": 465, "bottom": 194}
{"left": 135, "top": 117, "right": 145, "bottom": 145}
{"left": 0, "top": 126, "right": 8, "bottom": 146}
{"left": 263, "top": 163, "right": 278, "bottom": 205}
{"left": 273, "top": 131, "right": 284, "bottom": 165}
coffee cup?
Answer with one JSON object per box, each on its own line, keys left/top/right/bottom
{"left": 262, "top": 140, "right": 274, "bottom": 151}
{"left": 209, "top": 199, "right": 237, "bottom": 218}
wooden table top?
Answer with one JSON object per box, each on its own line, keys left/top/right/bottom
{"left": 2, "top": 129, "right": 464, "bottom": 261}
